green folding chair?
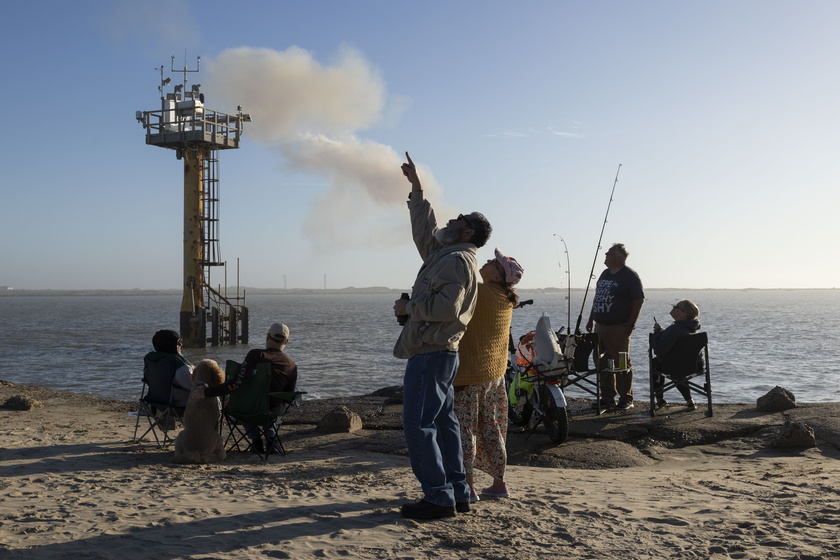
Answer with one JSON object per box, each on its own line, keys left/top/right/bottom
{"left": 221, "top": 360, "right": 304, "bottom": 460}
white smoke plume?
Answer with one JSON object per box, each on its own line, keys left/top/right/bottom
{"left": 204, "top": 46, "right": 449, "bottom": 250}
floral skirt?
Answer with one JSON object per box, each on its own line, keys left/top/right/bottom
{"left": 454, "top": 376, "right": 508, "bottom": 479}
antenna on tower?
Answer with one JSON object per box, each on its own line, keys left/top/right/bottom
{"left": 171, "top": 54, "right": 201, "bottom": 100}
{"left": 157, "top": 66, "right": 172, "bottom": 99}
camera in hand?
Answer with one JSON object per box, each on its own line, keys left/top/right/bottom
{"left": 397, "top": 293, "right": 410, "bottom": 325}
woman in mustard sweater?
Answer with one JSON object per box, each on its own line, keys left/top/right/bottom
{"left": 454, "top": 248, "right": 524, "bottom": 502}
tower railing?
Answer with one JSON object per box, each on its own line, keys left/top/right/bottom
{"left": 141, "top": 107, "right": 243, "bottom": 151}
{"left": 206, "top": 283, "right": 248, "bottom": 346}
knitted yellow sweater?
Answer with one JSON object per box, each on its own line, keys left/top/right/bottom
{"left": 454, "top": 282, "right": 514, "bottom": 386}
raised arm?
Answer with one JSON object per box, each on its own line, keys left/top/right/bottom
{"left": 402, "top": 152, "right": 422, "bottom": 192}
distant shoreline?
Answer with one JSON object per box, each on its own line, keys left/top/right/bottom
{"left": 0, "top": 287, "right": 405, "bottom": 297}
{"left": 0, "top": 286, "right": 836, "bottom": 297}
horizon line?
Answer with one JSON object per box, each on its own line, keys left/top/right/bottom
{"left": 1, "top": 286, "right": 837, "bottom": 295}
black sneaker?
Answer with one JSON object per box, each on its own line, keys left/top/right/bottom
{"left": 265, "top": 437, "right": 284, "bottom": 455}
{"left": 656, "top": 399, "right": 668, "bottom": 409}
{"left": 401, "top": 499, "right": 456, "bottom": 520}
{"left": 615, "top": 400, "right": 634, "bottom": 410}
{"left": 685, "top": 400, "right": 697, "bottom": 411}
{"left": 456, "top": 501, "right": 470, "bottom": 513}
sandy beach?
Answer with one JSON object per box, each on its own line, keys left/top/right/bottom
{"left": 2, "top": 381, "right": 839, "bottom": 560}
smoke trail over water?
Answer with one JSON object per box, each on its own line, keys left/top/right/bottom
{"left": 204, "top": 46, "right": 448, "bottom": 250}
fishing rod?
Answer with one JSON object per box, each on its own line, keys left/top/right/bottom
{"left": 553, "top": 234, "right": 571, "bottom": 334}
{"left": 574, "top": 164, "right": 622, "bottom": 335}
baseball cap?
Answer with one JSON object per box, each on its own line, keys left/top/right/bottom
{"left": 268, "top": 322, "right": 290, "bottom": 342}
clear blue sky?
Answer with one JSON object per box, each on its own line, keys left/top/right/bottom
{"left": 2, "top": 1, "right": 838, "bottom": 290}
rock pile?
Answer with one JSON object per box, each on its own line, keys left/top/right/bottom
{"left": 756, "top": 386, "right": 796, "bottom": 412}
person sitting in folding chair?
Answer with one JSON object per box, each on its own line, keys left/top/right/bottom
{"left": 651, "top": 299, "right": 701, "bottom": 410}
{"left": 133, "top": 329, "right": 195, "bottom": 446}
{"left": 148, "top": 329, "right": 194, "bottom": 426}
{"left": 196, "top": 322, "right": 299, "bottom": 455}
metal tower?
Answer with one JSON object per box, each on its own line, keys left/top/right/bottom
{"left": 136, "top": 56, "right": 251, "bottom": 348}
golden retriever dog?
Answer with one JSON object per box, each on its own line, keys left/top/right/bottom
{"left": 173, "top": 359, "right": 226, "bottom": 464}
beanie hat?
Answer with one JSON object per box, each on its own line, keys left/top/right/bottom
{"left": 152, "top": 329, "right": 181, "bottom": 353}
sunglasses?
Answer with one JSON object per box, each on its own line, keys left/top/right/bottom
{"left": 457, "top": 213, "right": 476, "bottom": 230}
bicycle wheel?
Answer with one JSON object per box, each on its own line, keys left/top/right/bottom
{"left": 540, "top": 385, "right": 569, "bottom": 444}
{"left": 509, "top": 401, "right": 533, "bottom": 426}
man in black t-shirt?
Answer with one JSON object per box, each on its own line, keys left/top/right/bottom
{"left": 586, "top": 243, "right": 644, "bottom": 410}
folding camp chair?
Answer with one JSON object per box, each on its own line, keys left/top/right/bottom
{"left": 221, "top": 360, "right": 305, "bottom": 460}
{"left": 132, "top": 354, "right": 186, "bottom": 447}
{"left": 557, "top": 332, "right": 605, "bottom": 413}
{"left": 648, "top": 331, "right": 712, "bottom": 417}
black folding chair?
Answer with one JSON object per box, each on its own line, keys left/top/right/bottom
{"left": 132, "top": 354, "right": 186, "bottom": 447}
{"left": 648, "top": 332, "right": 712, "bottom": 417}
{"left": 558, "top": 332, "right": 604, "bottom": 413}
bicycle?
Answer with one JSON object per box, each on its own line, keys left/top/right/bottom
{"left": 505, "top": 299, "right": 534, "bottom": 427}
{"left": 506, "top": 307, "right": 571, "bottom": 444}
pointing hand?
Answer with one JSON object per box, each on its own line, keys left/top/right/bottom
{"left": 401, "top": 152, "right": 421, "bottom": 190}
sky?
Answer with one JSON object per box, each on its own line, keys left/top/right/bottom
{"left": 1, "top": 0, "right": 839, "bottom": 291}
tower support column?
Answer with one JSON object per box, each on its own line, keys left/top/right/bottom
{"left": 180, "top": 146, "right": 208, "bottom": 348}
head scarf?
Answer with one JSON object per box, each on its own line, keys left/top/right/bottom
{"left": 494, "top": 248, "right": 524, "bottom": 285}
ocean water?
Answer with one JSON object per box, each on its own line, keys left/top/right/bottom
{"left": 0, "top": 290, "right": 838, "bottom": 404}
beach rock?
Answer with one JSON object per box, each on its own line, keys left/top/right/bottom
{"left": 316, "top": 406, "right": 362, "bottom": 433}
{"left": 526, "top": 439, "right": 655, "bottom": 470}
{"left": 369, "top": 385, "right": 403, "bottom": 404}
{"left": 3, "top": 395, "right": 44, "bottom": 411}
{"left": 772, "top": 421, "right": 816, "bottom": 448}
{"left": 756, "top": 386, "right": 796, "bottom": 412}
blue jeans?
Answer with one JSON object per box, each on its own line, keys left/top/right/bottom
{"left": 245, "top": 421, "right": 276, "bottom": 441}
{"left": 402, "top": 350, "right": 469, "bottom": 507}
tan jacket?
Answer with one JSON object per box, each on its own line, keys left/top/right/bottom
{"left": 393, "top": 191, "right": 478, "bottom": 360}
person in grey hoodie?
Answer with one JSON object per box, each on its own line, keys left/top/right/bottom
{"left": 393, "top": 152, "right": 492, "bottom": 520}
{"left": 651, "top": 299, "right": 701, "bottom": 409}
